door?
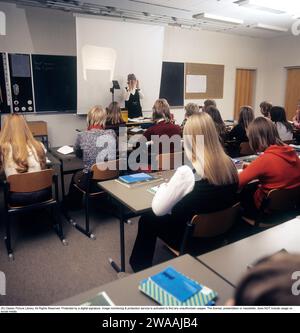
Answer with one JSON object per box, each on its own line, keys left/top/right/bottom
{"left": 234, "top": 69, "right": 256, "bottom": 120}
{"left": 285, "top": 68, "right": 300, "bottom": 120}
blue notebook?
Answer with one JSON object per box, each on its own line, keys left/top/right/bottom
{"left": 119, "top": 173, "right": 154, "bottom": 184}
{"left": 139, "top": 266, "right": 218, "bottom": 306}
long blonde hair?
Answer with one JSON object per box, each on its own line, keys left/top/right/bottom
{"left": 0, "top": 114, "right": 46, "bottom": 173}
{"left": 87, "top": 105, "right": 106, "bottom": 129}
{"left": 183, "top": 112, "right": 238, "bottom": 186}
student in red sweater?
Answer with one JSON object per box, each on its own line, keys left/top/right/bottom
{"left": 239, "top": 117, "right": 300, "bottom": 218}
{"left": 143, "top": 99, "right": 181, "bottom": 154}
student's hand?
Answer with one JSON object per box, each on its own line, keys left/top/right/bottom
{"left": 242, "top": 162, "right": 250, "bottom": 169}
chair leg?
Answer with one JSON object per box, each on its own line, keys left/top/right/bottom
{"left": 4, "top": 212, "right": 14, "bottom": 261}
{"left": 73, "top": 195, "right": 96, "bottom": 240}
{"left": 53, "top": 204, "right": 68, "bottom": 246}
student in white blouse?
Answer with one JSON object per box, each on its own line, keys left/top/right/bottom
{"left": 270, "top": 106, "right": 293, "bottom": 141}
{"left": 129, "top": 112, "right": 239, "bottom": 272}
{"left": 0, "top": 114, "right": 49, "bottom": 205}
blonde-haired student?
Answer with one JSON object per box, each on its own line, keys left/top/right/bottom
{"left": 0, "top": 114, "right": 48, "bottom": 205}
{"left": 66, "top": 106, "right": 116, "bottom": 208}
{"left": 130, "top": 112, "right": 238, "bottom": 272}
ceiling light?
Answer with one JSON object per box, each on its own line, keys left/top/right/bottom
{"left": 193, "top": 13, "right": 244, "bottom": 25}
{"left": 254, "top": 23, "right": 289, "bottom": 32}
{"left": 237, "top": 0, "right": 300, "bottom": 15}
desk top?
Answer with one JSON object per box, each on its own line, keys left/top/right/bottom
{"left": 98, "top": 170, "right": 174, "bottom": 214}
{"left": 197, "top": 217, "right": 300, "bottom": 287}
{"left": 49, "top": 147, "right": 84, "bottom": 171}
{"left": 56, "top": 254, "right": 234, "bottom": 306}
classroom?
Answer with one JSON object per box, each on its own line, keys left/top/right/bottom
{"left": 0, "top": 0, "right": 300, "bottom": 312}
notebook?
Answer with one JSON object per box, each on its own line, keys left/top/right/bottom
{"left": 118, "top": 173, "right": 154, "bottom": 184}
{"left": 57, "top": 145, "right": 74, "bottom": 155}
{"left": 139, "top": 266, "right": 218, "bottom": 306}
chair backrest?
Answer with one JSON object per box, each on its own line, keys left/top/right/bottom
{"left": 239, "top": 142, "right": 254, "bottom": 156}
{"left": 7, "top": 169, "right": 53, "bottom": 193}
{"left": 156, "top": 151, "right": 183, "bottom": 171}
{"left": 27, "top": 121, "right": 48, "bottom": 136}
{"left": 191, "top": 202, "right": 240, "bottom": 238}
{"left": 91, "top": 159, "right": 119, "bottom": 181}
{"left": 265, "top": 186, "right": 300, "bottom": 212}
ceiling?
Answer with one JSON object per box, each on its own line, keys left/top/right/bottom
{"left": 3, "top": 0, "right": 300, "bottom": 38}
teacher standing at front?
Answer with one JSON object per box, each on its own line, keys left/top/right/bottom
{"left": 124, "top": 73, "right": 144, "bottom": 119}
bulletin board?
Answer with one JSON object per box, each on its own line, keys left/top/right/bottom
{"left": 185, "top": 63, "right": 224, "bottom": 100}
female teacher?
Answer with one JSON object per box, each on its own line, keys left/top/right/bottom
{"left": 124, "top": 73, "right": 144, "bottom": 118}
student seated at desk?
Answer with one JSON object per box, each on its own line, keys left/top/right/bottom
{"left": 105, "top": 101, "right": 126, "bottom": 135}
{"left": 204, "top": 106, "right": 227, "bottom": 144}
{"left": 270, "top": 106, "right": 293, "bottom": 142}
{"left": 180, "top": 103, "right": 199, "bottom": 130}
{"left": 239, "top": 117, "right": 300, "bottom": 218}
{"left": 130, "top": 112, "right": 238, "bottom": 272}
{"left": 143, "top": 99, "right": 181, "bottom": 153}
{"left": 229, "top": 106, "right": 254, "bottom": 143}
{"left": 66, "top": 106, "right": 116, "bottom": 208}
{"left": 201, "top": 99, "right": 216, "bottom": 112}
{"left": 228, "top": 253, "right": 300, "bottom": 306}
{"left": 0, "top": 114, "right": 49, "bottom": 205}
{"left": 260, "top": 101, "right": 272, "bottom": 119}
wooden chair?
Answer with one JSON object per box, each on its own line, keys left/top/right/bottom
{"left": 242, "top": 186, "right": 300, "bottom": 228}
{"left": 156, "top": 151, "right": 184, "bottom": 171}
{"left": 2, "top": 169, "right": 67, "bottom": 260}
{"left": 239, "top": 142, "right": 254, "bottom": 156}
{"left": 69, "top": 159, "right": 119, "bottom": 239}
{"left": 163, "top": 203, "right": 241, "bottom": 256}
{"left": 27, "top": 121, "right": 49, "bottom": 149}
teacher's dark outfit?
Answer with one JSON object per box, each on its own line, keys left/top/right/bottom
{"left": 124, "top": 88, "right": 143, "bottom": 118}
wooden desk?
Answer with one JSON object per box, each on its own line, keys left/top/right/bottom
{"left": 197, "top": 217, "right": 300, "bottom": 287}
{"left": 56, "top": 254, "right": 234, "bottom": 306}
{"left": 98, "top": 170, "right": 175, "bottom": 272}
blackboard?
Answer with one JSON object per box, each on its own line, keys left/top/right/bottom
{"left": 32, "top": 55, "right": 76, "bottom": 113}
{"left": 159, "top": 62, "right": 184, "bottom": 107}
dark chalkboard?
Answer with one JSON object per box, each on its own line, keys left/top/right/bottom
{"left": 32, "top": 55, "right": 76, "bottom": 113}
{"left": 159, "top": 62, "right": 184, "bottom": 107}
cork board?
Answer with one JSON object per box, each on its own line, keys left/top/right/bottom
{"left": 185, "top": 63, "right": 224, "bottom": 99}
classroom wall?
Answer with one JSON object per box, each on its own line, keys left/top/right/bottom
{"left": 0, "top": 2, "right": 83, "bottom": 146}
{"left": 163, "top": 27, "right": 268, "bottom": 124}
{"left": 263, "top": 35, "right": 300, "bottom": 108}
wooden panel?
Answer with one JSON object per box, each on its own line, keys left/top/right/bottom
{"left": 234, "top": 69, "right": 256, "bottom": 120}
{"left": 285, "top": 68, "right": 300, "bottom": 120}
{"left": 185, "top": 63, "right": 224, "bottom": 99}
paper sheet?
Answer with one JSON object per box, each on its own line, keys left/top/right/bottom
{"left": 186, "top": 75, "right": 207, "bottom": 93}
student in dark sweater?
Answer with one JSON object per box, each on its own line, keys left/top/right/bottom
{"left": 229, "top": 106, "right": 254, "bottom": 143}
{"left": 130, "top": 112, "right": 239, "bottom": 272}
{"left": 143, "top": 99, "right": 182, "bottom": 154}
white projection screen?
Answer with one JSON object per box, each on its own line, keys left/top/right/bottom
{"left": 76, "top": 16, "right": 165, "bottom": 114}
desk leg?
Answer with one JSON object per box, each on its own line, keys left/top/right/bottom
{"left": 109, "top": 211, "right": 126, "bottom": 273}
{"left": 60, "top": 161, "right": 66, "bottom": 200}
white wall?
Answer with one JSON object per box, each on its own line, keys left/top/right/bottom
{"left": 263, "top": 35, "right": 300, "bottom": 107}
{"left": 163, "top": 27, "right": 268, "bottom": 123}
{"left": 0, "top": 2, "right": 84, "bottom": 146}
{"left": 2, "top": 2, "right": 297, "bottom": 145}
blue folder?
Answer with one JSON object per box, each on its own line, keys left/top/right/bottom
{"left": 119, "top": 173, "right": 153, "bottom": 184}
